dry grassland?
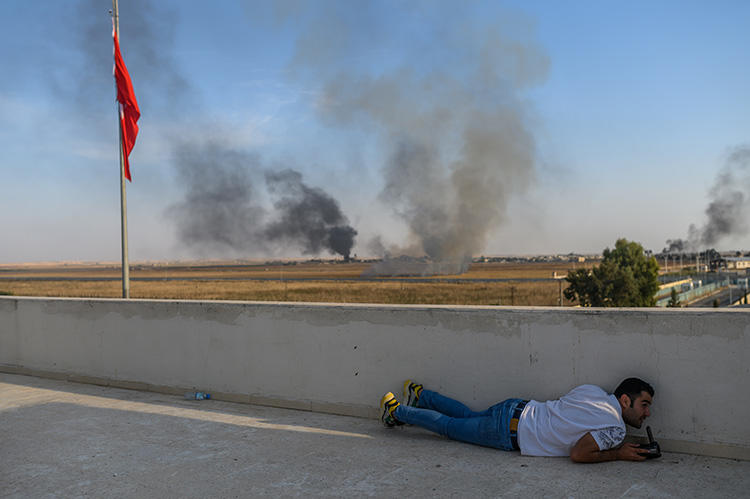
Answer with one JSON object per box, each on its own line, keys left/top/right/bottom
{"left": 0, "top": 261, "right": 589, "bottom": 306}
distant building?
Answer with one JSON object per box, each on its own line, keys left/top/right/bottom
{"left": 722, "top": 257, "right": 750, "bottom": 270}
{"left": 710, "top": 256, "right": 750, "bottom": 271}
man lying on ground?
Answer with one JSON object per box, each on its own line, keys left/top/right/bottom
{"left": 380, "top": 377, "right": 654, "bottom": 463}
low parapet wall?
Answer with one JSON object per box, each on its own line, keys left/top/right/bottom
{"left": 1, "top": 296, "right": 748, "bottom": 460}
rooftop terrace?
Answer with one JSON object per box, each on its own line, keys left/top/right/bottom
{"left": 3, "top": 373, "right": 749, "bottom": 498}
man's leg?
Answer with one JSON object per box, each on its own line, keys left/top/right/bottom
{"left": 393, "top": 404, "right": 507, "bottom": 449}
{"left": 416, "top": 388, "right": 491, "bottom": 418}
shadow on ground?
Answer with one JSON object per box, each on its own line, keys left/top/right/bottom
{"left": 1, "top": 373, "right": 748, "bottom": 498}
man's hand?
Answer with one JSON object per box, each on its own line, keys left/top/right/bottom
{"left": 615, "top": 442, "right": 649, "bottom": 461}
{"left": 570, "top": 433, "right": 648, "bottom": 463}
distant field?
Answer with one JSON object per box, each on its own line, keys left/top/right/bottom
{"left": 0, "top": 260, "right": 594, "bottom": 306}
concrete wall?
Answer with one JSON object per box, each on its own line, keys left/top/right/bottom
{"left": 1, "top": 296, "right": 748, "bottom": 460}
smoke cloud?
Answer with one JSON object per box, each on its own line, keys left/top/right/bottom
{"left": 665, "top": 145, "right": 750, "bottom": 252}
{"left": 265, "top": 169, "right": 357, "bottom": 258}
{"left": 64, "top": 1, "right": 542, "bottom": 266}
{"left": 168, "top": 141, "right": 357, "bottom": 259}
{"left": 69, "top": 0, "right": 189, "bottom": 119}
{"left": 64, "top": 1, "right": 357, "bottom": 260}
{"left": 663, "top": 239, "right": 687, "bottom": 253}
{"left": 168, "top": 142, "right": 267, "bottom": 255}
{"left": 278, "top": 4, "right": 548, "bottom": 274}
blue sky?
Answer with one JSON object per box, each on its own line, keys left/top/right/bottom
{"left": 1, "top": 0, "right": 748, "bottom": 263}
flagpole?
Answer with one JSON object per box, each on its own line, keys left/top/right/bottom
{"left": 112, "top": 0, "right": 130, "bottom": 299}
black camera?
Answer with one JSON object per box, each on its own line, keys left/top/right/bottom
{"left": 637, "top": 426, "right": 661, "bottom": 459}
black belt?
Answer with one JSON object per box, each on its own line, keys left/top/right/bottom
{"left": 509, "top": 400, "right": 528, "bottom": 451}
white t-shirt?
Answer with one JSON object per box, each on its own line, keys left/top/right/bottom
{"left": 517, "top": 384, "right": 626, "bottom": 457}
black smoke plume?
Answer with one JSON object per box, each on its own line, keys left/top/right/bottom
{"left": 265, "top": 169, "right": 357, "bottom": 258}
{"left": 662, "top": 239, "right": 687, "bottom": 253}
{"left": 666, "top": 145, "right": 750, "bottom": 252}
{"left": 168, "top": 141, "right": 357, "bottom": 259}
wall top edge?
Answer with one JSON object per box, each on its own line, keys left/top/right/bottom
{"left": 1, "top": 295, "right": 747, "bottom": 314}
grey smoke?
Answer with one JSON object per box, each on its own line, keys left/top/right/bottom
{"left": 666, "top": 145, "right": 750, "bottom": 251}
{"left": 663, "top": 239, "right": 687, "bottom": 253}
{"left": 8, "top": 1, "right": 188, "bottom": 155}
{"left": 168, "top": 142, "right": 267, "bottom": 254}
{"left": 168, "top": 141, "right": 357, "bottom": 259}
{"left": 63, "top": 1, "right": 542, "bottom": 266}
{"left": 276, "top": 4, "right": 548, "bottom": 273}
{"left": 69, "top": 0, "right": 189, "bottom": 118}
{"left": 63, "top": 1, "right": 356, "bottom": 260}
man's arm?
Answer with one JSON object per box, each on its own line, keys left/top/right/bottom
{"left": 569, "top": 432, "right": 648, "bottom": 463}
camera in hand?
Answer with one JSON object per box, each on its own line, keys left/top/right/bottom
{"left": 637, "top": 426, "right": 662, "bottom": 459}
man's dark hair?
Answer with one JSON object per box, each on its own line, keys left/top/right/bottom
{"left": 614, "top": 378, "right": 654, "bottom": 406}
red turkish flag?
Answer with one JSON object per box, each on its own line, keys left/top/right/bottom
{"left": 113, "top": 27, "right": 140, "bottom": 181}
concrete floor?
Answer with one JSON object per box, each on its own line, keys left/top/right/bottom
{"left": 2, "top": 373, "right": 749, "bottom": 498}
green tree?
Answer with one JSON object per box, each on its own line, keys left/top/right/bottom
{"left": 564, "top": 238, "right": 660, "bottom": 307}
{"left": 667, "top": 287, "right": 681, "bottom": 307}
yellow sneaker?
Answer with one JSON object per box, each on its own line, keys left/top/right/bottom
{"left": 380, "top": 392, "right": 401, "bottom": 427}
{"left": 403, "top": 380, "right": 423, "bottom": 408}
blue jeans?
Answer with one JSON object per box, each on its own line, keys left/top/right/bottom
{"left": 393, "top": 389, "right": 524, "bottom": 451}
